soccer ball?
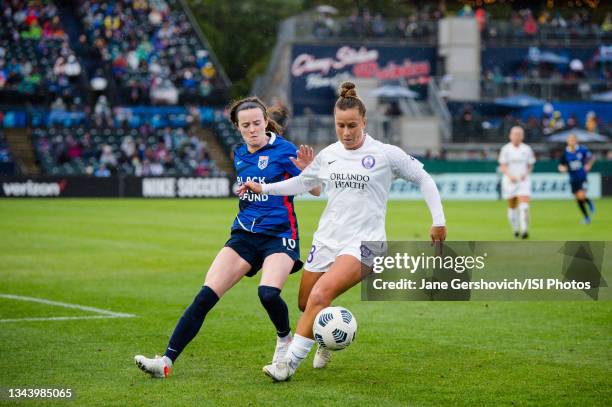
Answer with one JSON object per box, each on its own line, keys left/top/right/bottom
{"left": 312, "top": 306, "right": 357, "bottom": 351}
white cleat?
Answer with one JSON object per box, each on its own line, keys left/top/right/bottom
{"left": 262, "top": 359, "right": 295, "bottom": 382}
{"left": 272, "top": 333, "right": 292, "bottom": 364}
{"left": 134, "top": 355, "right": 170, "bottom": 378}
{"left": 312, "top": 345, "right": 332, "bottom": 369}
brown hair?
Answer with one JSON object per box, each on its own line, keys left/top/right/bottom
{"left": 229, "top": 96, "right": 283, "bottom": 134}
{"left": 335, "top": 81, "right": 366, "bottom": 117}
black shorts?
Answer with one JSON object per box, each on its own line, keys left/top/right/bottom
{"left": 225, "top": 229, "right": 303, "bottom": 277}
{"left": 570, "top": 179, "right": 587, "bottom": 194}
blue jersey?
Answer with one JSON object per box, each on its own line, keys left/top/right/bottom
{"left": 560, "top": 145, "right": 592, "bottom": 182}
{"left": 232, "top": 132, "right": 301, "bottom": 239}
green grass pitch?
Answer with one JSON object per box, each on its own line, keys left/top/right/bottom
{"left": 0, "top": 198, "right": 610, "bottom": 406}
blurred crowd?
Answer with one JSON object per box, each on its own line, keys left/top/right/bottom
{"left": 78, "top": 0, "right": 219, "bottom": 105}
{"left": 455, "top": 103, "right": 606, "bottom": 143}
{"left": 33, "top": 124, "right": 221, "bottom": 177}
{"left": 0, "top": 0, "right": 82, "bottom": 103}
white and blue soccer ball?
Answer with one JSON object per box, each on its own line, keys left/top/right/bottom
{"left": 313, "top": 306, "right": 357, "bottom": 351}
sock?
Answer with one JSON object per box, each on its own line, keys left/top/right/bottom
{"left": 585, "top": 198, "right": 594, "bottom": 212}
{"left": 577, "top": 199, "right": 589, "bottom": 218}
{"left": 286, "top": 334, "right": 314, "bottom": 369}
{"left": 518, "top": 202, "right": 529, "bottom": 234}
{"left": 507, "top": 208, "right": 519, "bottom": 233}
{"left": 258, "top": 285, "right": 290, "bottom": 338}
{"left": 164, "top": 285, "right": 219, "bottom": 363}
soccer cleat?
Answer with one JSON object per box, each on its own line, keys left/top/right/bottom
{"left": 134, "top": 355, "right": 170, "bottom": 378}
{"left": 312, "top": 345, "right": 332, "bottom": 369}
{"left": 272, "top": 333, "right": 292, "bottom": 364}
{"left": 514, "top": 232, "right": 519, "bottom": 239}
{"left": 521, "top": 233, "right": 529, "bottom": 239}
{"left": 581, "top": 217, "right": 591, "bottom": 224}
{"left": 262, "top": 359, "right": 295, "bottom": 382}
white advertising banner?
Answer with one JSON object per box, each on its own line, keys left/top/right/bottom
{"left": 297, "top": 173, "right": 601, "bottom": 201}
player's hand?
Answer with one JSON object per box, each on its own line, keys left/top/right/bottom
{"left": 510, "top": 176, "right": 518, "bottom": 183}
{"left": 430, "top": 226, "right": 447, "bottom": 254}
{"left": 585, "top": 164, "right": 592, "bottom": 172}
{"left": 290, "top": 145, "right": 314, "bottom": 170}
{"left": 237, "top": 181, "right": 263, "bottom": 197}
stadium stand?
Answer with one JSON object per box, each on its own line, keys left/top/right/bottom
{"left": 0, "top": 0, "right": 84, "bottom": 105}
{"left": 31, "top": 124, "right": 224, "bottom": 177}
{"left": 77, "top": 0, "right": 228, "bottom": 106}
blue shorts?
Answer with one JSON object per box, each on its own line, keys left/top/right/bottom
{"left": 225, "top": 230, "right": 303, "bottom": 277}
{"left": 570, "top": 179, "right": 587, "bottom": 194}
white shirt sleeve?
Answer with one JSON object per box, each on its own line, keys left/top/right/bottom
{"left": 262, "top": 152, "right": 324, "bottom": 196}
{"left": 383, "top": 144, "right": 446, "bottom": 226}
{"left": 383, "top": 144, "right": 424, "bottom": 182}
{"left": 527, "top": 145, "right": 536, "bottom": 165}
{"left": 498, "top": 145, "right": 508, "bottom": 165}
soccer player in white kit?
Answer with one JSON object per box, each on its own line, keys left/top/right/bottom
{"left": 239, "top": 82, "right": 447, "bottom": 381}
{"left": 498, "top": 126, "right": 535, "bottom": 239}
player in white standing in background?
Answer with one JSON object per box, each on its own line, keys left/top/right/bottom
{"left": 239, "top": 82, "right": 447, "bottom": 381}
{"left": 498, "top": 126, "right": 536, "bottom": 239}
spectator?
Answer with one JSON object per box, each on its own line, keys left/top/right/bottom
{"left": 586, "top": 111, "right": 599, "bottom": 133}
{"left": 99, "top": 144, "right": 117, "bottom": 168}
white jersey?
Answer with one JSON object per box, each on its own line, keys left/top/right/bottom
{"left": 286, "top": 135, "right": 428, "bottom": 249}
{"left": 498, "top": 142, "right": 535, "bottom": 179}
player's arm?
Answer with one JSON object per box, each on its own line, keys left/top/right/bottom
{"left": 522, "top": 147, "right": 536, "bottom": 181}
{"left": 584, "top": 150, "right": 595, "bottom": 172}
{"left": 558, "top": 152, "right": 568, "bottom": 173}
{"left": 240, "top": 151, "right": 323, "bottom": 197}
{"left": 287, "top": 145, "right": 321, "bottom": 196}
{"left": 498, "top": 148, "right": 516, "bottom": 182}
{"left": 385, "top": 145, "right": 446, "bottom": 243}
{"left": 499, "top": 163, "right": 516, "bottom": 182}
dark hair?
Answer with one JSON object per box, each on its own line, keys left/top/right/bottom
{"left": 229, "top": 96, "right": 283, "bottom": 134}
{"left": 335, "top": 81, "right": 366, "bottom": 117}
{"left": 268, "top": 104, "right": 290, "bottom": 128}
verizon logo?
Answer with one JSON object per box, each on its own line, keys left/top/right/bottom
{"left": 2, "top": 180, "right": 66, "bottom": 197}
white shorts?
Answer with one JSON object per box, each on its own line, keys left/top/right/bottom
{"left": 501, "top": 177, "right": 531, "bottom": 199}
{"left": 304, "top": 240, "right": 386, "bottom": 273}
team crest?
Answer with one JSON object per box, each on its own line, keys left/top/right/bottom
{"left": 258, "top": 155, "right": 269, "bottom": 170}
{"left": 362, "top": 155, "right": 375, "bottom": 169}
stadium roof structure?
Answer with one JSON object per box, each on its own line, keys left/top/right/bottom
{"left": 494, "top": 95, "right": 546, "bottom": 108}
{"left": 546, "top": 128, "right": 609, "bottom": 143}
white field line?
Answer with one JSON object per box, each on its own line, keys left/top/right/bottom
{"left": 0, "top": 293, "right": 136, "bottom": 323}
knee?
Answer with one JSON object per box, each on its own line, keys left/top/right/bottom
{"left": 307, "top": 286, "right": 333, "bottom": 309}
{"left": 258, "top": 285, "right": 281, "bottom": 306}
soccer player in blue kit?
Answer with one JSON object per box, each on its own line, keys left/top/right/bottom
{"left": 558, "top": 133, "right": 595, "bottom": 223}
{"left": 135, "top": 97, "right": 319, "bottom": 378}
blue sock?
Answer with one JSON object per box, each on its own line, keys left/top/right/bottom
{"left": 164, "top": 285, "right": 219, "bottom": 362}
{"left": 258, "top": 285, "right": 290, "bottom": 338}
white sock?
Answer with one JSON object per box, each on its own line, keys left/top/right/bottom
{"left": 277, "top": 332, "right": 292, "bottom": 343}
{"left": 162, "top": 356, "right": 173, "bottom": 367}
{"left": 519, "top": 202, "right": 529, "bottom": 234}
{"left": 286, "top": 334, "right": 314, "bottom": 369}
{"left": 507, "top": 208, "right": 519, "bottom": 233}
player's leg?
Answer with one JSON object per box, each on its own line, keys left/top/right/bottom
{"left": 135, "top": 247, "right": 251, "bottom": 378}
{"left": 297, "top": 270, "right": 330, "bottom": 368}
{"left": 575, "top": 189, "right": 591, "bottom": 223}
{"left": 259, "top": 253, "right": 294, "bottom": 363}
{"left": 507, "top": 197, "right": 519, "bottom": 238}
{"left": 298, "top": 270, "right": 324, "bottom": 312}
{"left": 517, "top": 195, "right": 530, "bottom": 239}
{"left": 264, "top": 255, "right": 362, "bottom": 381}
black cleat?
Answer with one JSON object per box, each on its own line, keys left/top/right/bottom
{"left": 521, "top": 233, "right": 529, "bottom": 240}
{"left": 514, "top": 232, "right": 519, "bottom": 239}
